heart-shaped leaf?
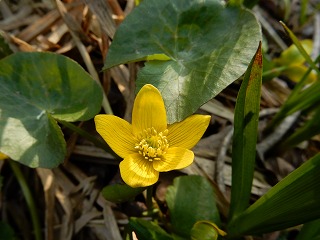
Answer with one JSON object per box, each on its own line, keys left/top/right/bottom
{"left": 191, "top": 221, "right": 226, "bottom": 240}
{"left": 0, "top": 52, "right": 102, "bottom": 168}
{"left": 166, "top": 175, "right": 221, "bottom": 238}
{"left": 104, "top": 0, "right": 261, "bottom": 123}
{"left": 101, "top": 183, "right": 145, "bottom": 203}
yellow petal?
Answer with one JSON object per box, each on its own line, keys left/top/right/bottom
{"left": 132, "top": 84, "right": 167, "bottom": 136}
{"left": 94, "top": 114, "right": 136, "bottom": 158}
{"left": 167, "top": 115, "right": 211, "bottom": 149}
{"left": 153, "top": 147, "right": 194, "bottom": 172}
{"left": 0, "top": 152, "right": 8, "bottom": 160}
{"left": 120, "top": 153, "right": 159, "bottom": 188}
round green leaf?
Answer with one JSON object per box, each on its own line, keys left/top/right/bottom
{"left": 102, "top": 183, "right": 145, "bottom": 203}
{"left": 104, "top": 0, "right": 261, "bottom": 123}
{"left": 0, "top": 52, "right": 103, "bottom": 168}
{"left": 191, "top": 221, "right": 219, "bottom": 240}
{"left": 166, "top": 175, "right": 221, "bottom": 238}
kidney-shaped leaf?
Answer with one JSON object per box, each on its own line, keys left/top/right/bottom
{"left": 104, "top": 0, "right": 261, "bottom": 123}
{"left": 0, "top": 52, "right": 102, "bottom": 168}
{"left": 166, "top": 175, "right": 221, "bottom": 238}
{"left": 191, "top": 221, "right": 226, "bottom": 240}
{"left": 102, "top": 183, "right": 145, "bottom": 203}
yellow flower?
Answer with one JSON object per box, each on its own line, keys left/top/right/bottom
{"left": 94, "top": 84, "right": 210, "bottom": 188}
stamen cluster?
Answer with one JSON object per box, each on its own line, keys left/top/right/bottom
{"left": 135, "top": 127, "right": 169, "bottom": 161}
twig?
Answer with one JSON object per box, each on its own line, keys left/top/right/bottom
{"left": 312, "top": 12, "right": 320, "bottom": 60}
{"left": 124, "top": 63, "right": 137, "bottom": 122}
{"left": 83, "top": 0, "right": 116, "bottom": 39}
{"left": 124, "top": 0, "right": 135, "bottom": 16}
{"left": 259, "top": 108, "right": 279, "bottom": 118}
{"left": 36, "top": 169, "right": 55, "bottom": 240}
{"left": 215, "top": 126, "right": 233, "bottom": 194}
{"left": 97, "top": 196, "right": 123, "bottom": 239}
{"left": 55, "top": 0, "right": 113, "bottom": 114}
{"left": 254, "top": 6, "right": 287, "bottom": 50}
{"left": 58, "top": 120, "right": 114, "bottom": 155}
{"left": 257, "top": 111, "right": 300, "bottom": 161}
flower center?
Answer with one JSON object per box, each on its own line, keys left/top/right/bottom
{"left": 135, "top": 127, "right": 169, "bottom": 161}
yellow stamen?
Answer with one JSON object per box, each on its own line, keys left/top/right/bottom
{"left": 135, "top": 127, "right": 169, "bottom": 161}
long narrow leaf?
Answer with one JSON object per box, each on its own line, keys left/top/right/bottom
{"left": 264, "top": 23, "right": 320, "bottom": 132}
{"left": 228, "top": 42, "right": 262, "bottom": 220}
{"left": 280, "top": 21, "right": 320, "bottom": 74}
{"left": 228, "top": 153, "right": 320, "bottom": 238}
{"left": 296, "top": 218, "right": 320, "bottom": 240}
{"left": 288, "top": 54, "right": 320, "bottom": 101}
{"left": 279, "top": 107, "right": 320, "bottom": 149}
{"left": 266, "top": 80, "right": 320, "bottom": 131}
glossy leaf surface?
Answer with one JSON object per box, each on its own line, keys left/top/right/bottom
{"left": 0, "top": 52, "right": 102, "bottom": 168}
{"left": 101, "top": 183, "right": 145, "bottom": 203}
{"left": 128, "top": 218, "right": 173, "bottom": 240}
{"left": 104, "top": 0, "right": 261, "bottom": 123}
{"left": 228, "top": 153, "right": 320, "bottom": 237}
{"left": 166, "top": 175, "right": 221, "bottom": 238}
{"left": 228, "top": 43, "right": 262, "bottom": 219}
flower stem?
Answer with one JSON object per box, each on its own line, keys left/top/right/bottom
{"left": 9, "top": 160, "right": 42, "bottom": 240}
{"left": 57, "top": 120, "right": 114, "bottom": 156}
{"left": 146, "top": 185, "right": 154, "bottom": 216}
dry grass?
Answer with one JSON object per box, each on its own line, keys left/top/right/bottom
{"left": 1, "top": 0, "right": 320, "bottom": 239}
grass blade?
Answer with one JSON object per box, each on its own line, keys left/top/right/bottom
{"left": 280, "top": 21, "right": 320, "bottom": 75}
{"left": 228, "top": 42, "right": 262, "bottom": 220}
{"left": 228, "top": 153, "right": 320, "bottom": 238}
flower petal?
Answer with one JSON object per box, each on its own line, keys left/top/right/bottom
{"left": 132, "top": 84, "right": 167, "bottom": 136}
{"left": 153, "top": 147, "right": 194, "bottom": 172}
{"left": 95, "top": 114, "right": 136, "bottom": 158}
{"left": 167, "top": 115, "right": 211, "bottom": 149}
{"left": 120, "top": 153, "right": 159, "bottom": 188}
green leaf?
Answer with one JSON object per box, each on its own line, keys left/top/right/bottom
{"left": 243, "top": 0, "right": 260, "bottom": 9}
{"left": 227, "top": 153, "right": 320, "bottom": 238}
{"left": 265, "top": 53, "right": 320, "bottom": 132}
{"left": 166, "top": 175, "right": 221, "bottom": 238}
{"left": 280, "top": 22, "right": 320, "bottom": 75}
{"left": 266, "top": 79, "right": 320, "bottom": 131}
{"left": 191, "top": 221, "right": 226, "bottom": 240}
{"left": 271, "top": 40, "right": 317, "bottom": 83}
{"left": 279, "top": 107, "right": 320, "bottom": 149}
{"left": 296, "top": 218, "right": 320, "bottom": 240}
{"left": 128, "top": 217, "right": 173, "bottom": 240}
{"left": 274, "top": 39, "right": 313, "bottom": 67}
{"left": 227, "top": 0, "right": 243, "bottom": 7}
{"left": 191, "top": 222, "right": 218, "bottom": 240}
{"left": 0, "top": 52, "right": 102, "bottom": 168}
{"left": 228, "top": 43, "right": 262, "bottom": 219}
{"left": 0, "top": 221, "right": 15, "bottom": 240}
{"left": 0, "top": 32, "right": 13, "bottom": 60}
{"left": 104, "top": 0, "right": 261, "bottom": 123}
{"left": 101, "top": 183, "right": 145, "bottom": 203}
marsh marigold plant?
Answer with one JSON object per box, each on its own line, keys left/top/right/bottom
{"left": 94, "top": 84, "right": 210, "bottom": 187}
